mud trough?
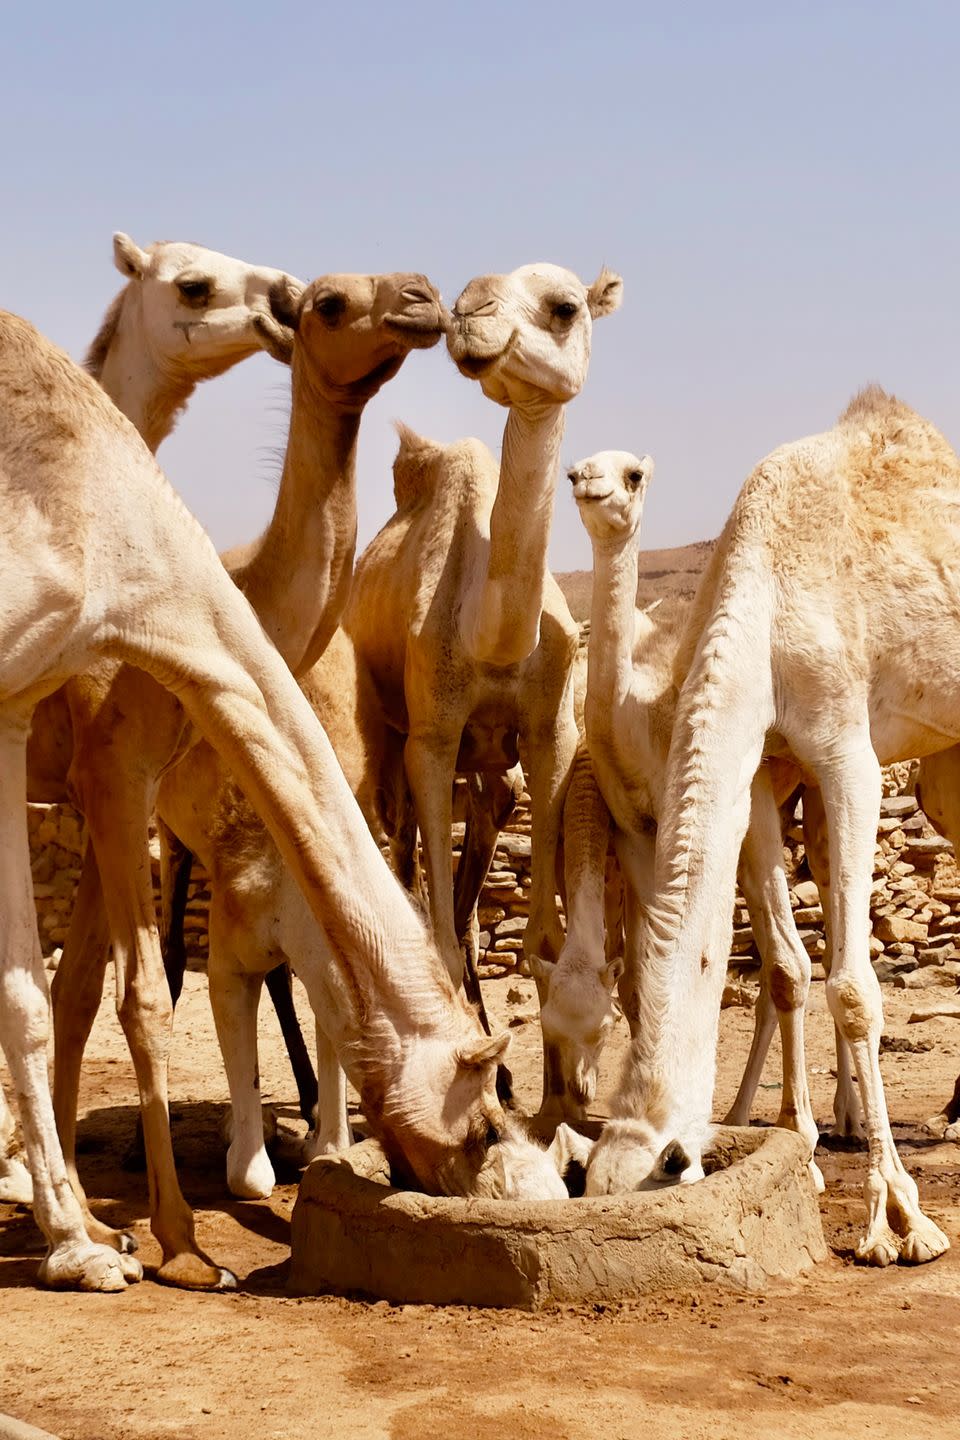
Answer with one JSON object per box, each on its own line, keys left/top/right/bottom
{"left": 288, "top": 1126, "right": 826, "bottom": 1309}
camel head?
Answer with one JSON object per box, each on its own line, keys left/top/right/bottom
{"left": 446, "top": 263, "right": 623, "bottom": 409}
{"left": 374, "top": 1025, "right": 573, "bottom": 1200}
{"left": 584, "top": 1117, "right": 704, "bottom": 1195}
{"left": 106, "top": 233, "right": 297, "bottom": 375}
{"left": 569, "top": 451, "right": 654, "bottom": 544}
{"left": 264, "top": 271, "right": 447, "bottom": 407}
{"left": 531, "top": 951, "right": 623, "bottom": 1121}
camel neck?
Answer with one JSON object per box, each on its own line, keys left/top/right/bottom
{"left": 618, "top": 563, "right": 774, "bottom": 1138}
{"left": 228, "top": 361, "right": 361, "bottom": 676}
{"left": 95, "top": 297, "right": 196, "bottom": 455}
{"left": 587, "top": 533, "right": 641, "bottom": 717}
{"left": 461, "top": 403, "right": 565, "bottom": 666}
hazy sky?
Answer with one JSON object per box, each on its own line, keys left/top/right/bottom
{"left": 4, "top": 2, "right": 959, "bottom": 573}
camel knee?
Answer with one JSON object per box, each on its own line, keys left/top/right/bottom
{"left": 768, "top": 950, "right": 810, "bottom": 1013}
{"left": 0, "top": 967, "right": 50, "bottom": 1054}
{"left": 826, "top": 971, "right": 881, "bottom": 1044}
{"left": 116, "top": 978, "right": 173, "bottom": 1044}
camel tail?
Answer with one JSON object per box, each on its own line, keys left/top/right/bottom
{"left": 392, "top": 421, "right": 441, "bottom": 508}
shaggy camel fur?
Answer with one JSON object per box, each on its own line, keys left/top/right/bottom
{"left": 345, "top": 264, "right": 622, "bottom": 1011}
{"left": 48, "top": 270, "right": 447, "bottom": 1288}
{"left": 584, "top": 394, "right": 951, "bottom": 1267}
{"left": 1, "top": 234, "right": 297, "bottom": 1208}
{"left": 0, "top": 312, "right": 571, "bottom": 1288}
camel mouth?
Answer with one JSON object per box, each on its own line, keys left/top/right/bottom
{"left": 452, "top": 331, "right": 519, "bottom": 379}
{"left": 574, "top": 488, "right": 615, "bottom": 506}
{"left": 384, "top": 313, "right": 446, "bottom": 348}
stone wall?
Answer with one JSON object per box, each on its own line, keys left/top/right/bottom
{"left": 27, "top": 766, "right": 960, "bottom": 993}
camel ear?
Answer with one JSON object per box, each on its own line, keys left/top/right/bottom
{"left": 268, "top": 275, "right": 307, "bottom": 331}
{"left": 548, "top": 1122, "right": 594, "bottom": 1174}
{"left": 586, "top": 267, "right": 623, "bottom": 319}
{"left": 602, "top": 958, "right": 624, "bottom": 990}
{"left": 113, "top": 232, "right": 149, "bottom": 280}
{"left": 457, "top": 1031, "right": 510, "bottom": 1070}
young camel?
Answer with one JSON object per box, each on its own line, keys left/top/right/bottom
{"left": 583, "top": 393, "right": 952, "bottom": 1267}
{"left": 47, "top": 270, "right": 447, "bottom": 1288}
{"left": 2, "top": 233, "right": 298, "bottom": 1207}
{"left": 0, "top": 312, "right": 572, "bottom": 1289}
{"left": 537, "top": 455, "right": 821, "bottom": 1197}
{"left": 345, "top": 264, "right": 622, "bottom": 1006}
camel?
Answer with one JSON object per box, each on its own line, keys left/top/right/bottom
{"left": 46, "top": 269, "right": 448, "bottom": 1288}
{"left": 1, "top": 233, "right": 299, "bottom": 1205}
{"left": 535, "top": 454, "right": 820, "bottom": 1195}
{"left": 345, "top": 263, "right": 622, "bottom": 1011}
{"left": 0, "top": 311, "right": 575, "bottom": 1289}
{"left": 582, "top": 393, "right": 952, "bottom": 1267}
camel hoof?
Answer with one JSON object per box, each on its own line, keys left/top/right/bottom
{"left": 156, "top": 1254, "right": 238, "bottom": 1291}
{"left": 856, "top": 1233, "right": 899, "bottom": 1267}
{"left": 227, "top": 1145, "right": 275, "bottom": 1200}
{"left": 809, "top": 1159, "right": 826, "bottom": 1195}
{"left": 38, "top": 1239, "right": 142, "bottom": 1292}
{"left": 0, "top": 1157, "right": 34, "bottom": 1206}
{"left": 899, "top": 1223, "right": 950, "bottom": 1265}
{"left": 922, "top": 1112, "right": 950, "bottom": 1139}
{"left": 944, "top": 1122, "right": 960, "bottom": 1144}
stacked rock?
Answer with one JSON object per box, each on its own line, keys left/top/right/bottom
{"left": 26, "top": 767, "right": 960, "bottom": 993}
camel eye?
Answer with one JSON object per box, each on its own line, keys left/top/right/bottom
{"left": 313, "top": 293, "right": 346, "bottom": 323}
{"left": 176, "top": 277, "right": 212, "bottom": 307}
{"left": 627, "top": 470, "right": 644, "bottom": 488}
{"left": 484, "top": 1122, "right": 500, "bottom": 1150}
{"left": 552, "top": 300, "right": 578, "bottom": 321}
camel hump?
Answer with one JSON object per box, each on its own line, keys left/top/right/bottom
{"left": 838, "top": 383, "right": 915, "bottom": 427}
{"left": 392, "top": 421, "right": 442, "bottom": 507}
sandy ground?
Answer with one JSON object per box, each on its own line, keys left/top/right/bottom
{"left": 2, "top": 969, "right": 960, "bottom": 1440}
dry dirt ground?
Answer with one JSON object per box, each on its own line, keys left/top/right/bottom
{"left": 2, "top": 970, "right": 960, "bottom": 1440}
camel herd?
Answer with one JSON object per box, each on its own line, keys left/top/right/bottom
{"left": 0, "top": 234, "right": 956, "bottom": 1295}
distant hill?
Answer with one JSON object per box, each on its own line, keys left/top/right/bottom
{"left": 557, "top": 538, "right": 715, "bottom": 621}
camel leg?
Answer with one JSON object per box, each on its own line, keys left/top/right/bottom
{"left": 158, "top": 819, "right": 192, "bottom": 1007}
{"left": 302, "top": 1020, "right": 351, "bottom": 1160}
{"left": 817, "top": 743, "right": 948, "bottom": 1264}
{"left": 803, "top": 784, "right": 863, "bottom": 1137}
{"left": 734, "top": 773, "right": 822, "bottom": 1190}
{"left": 77, "top": 776, "right": 235, "bottom": 1289}
{"left": 454, "top": 770, "right": 521, "bottom": 1029}
{"left": 0, "top": 1080, "right": 33, "bottom": 1205}
{"left": 724, "top": 984, "right": 778, "bottom": 1127}
{"left": 520, "top": 715, "right": 579, "bottom": 970}
{"left": 207, "top": 910, "right": 274, "bottom": 1200}
{"left": 404, "top": 732, "right": 463, "bottom": 985}
{"left": 0, "top": 723, "right": 141, "bottom": 1290}
{"left": 264, "top": 964, "right": 318, "bottom": 1128}
{"left": 50, "top": 845, "right": 140, "bottom": 1250}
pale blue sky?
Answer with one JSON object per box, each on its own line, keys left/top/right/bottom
{"left": 4, "top": 2, "right": 959, "bottom": 571}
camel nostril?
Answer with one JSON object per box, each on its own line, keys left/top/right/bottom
{"left": 401, "top": 286, "right": 435, "bottom": 305}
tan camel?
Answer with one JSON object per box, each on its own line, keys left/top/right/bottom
{"left": 583, "top": 393, "right": 952, "bottom": 1267}
{"left": 1, "top": 311, "right": 574, "bottom": 1289}
{"left": 345, "top": 263, "right": 622, "bottom": 1001}
{"left": 47, "top": 271, "right": 447, "bottom": 1288}
{"left": 1, "top": 233, "right": 299, "bottom": 1205}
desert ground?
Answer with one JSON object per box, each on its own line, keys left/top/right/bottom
{"left": 2, "top": 960, "right": 959, "bottom": 1440}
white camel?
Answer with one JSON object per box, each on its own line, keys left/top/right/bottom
{"left": 583, "top": 396, "right": 952, "bottom": 1268}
